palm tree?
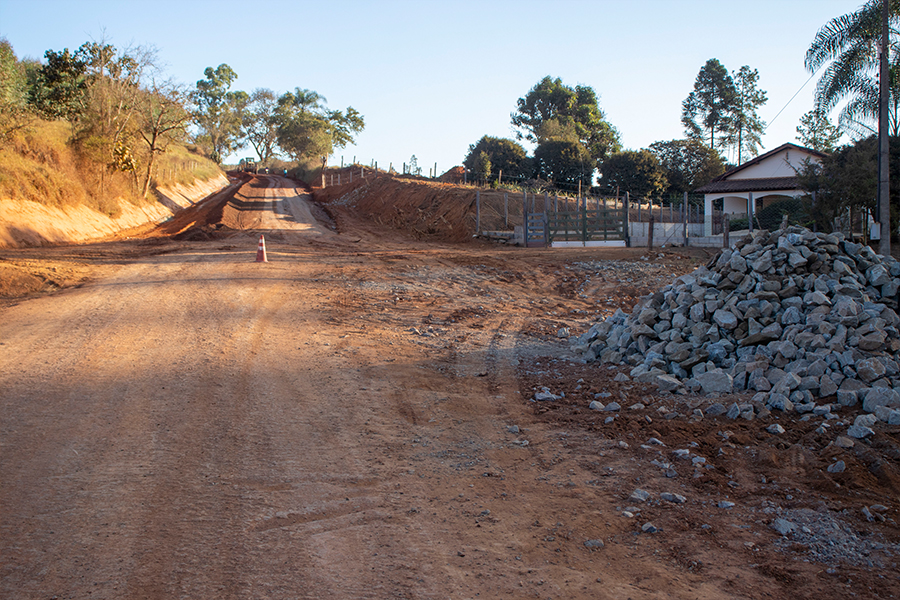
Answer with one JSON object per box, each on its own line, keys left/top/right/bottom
{"left": 805, "top": 0, "right": 900, "bottom": 137}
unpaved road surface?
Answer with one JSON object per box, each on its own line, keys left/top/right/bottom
{"left": 1, "top": 175, "right": 898, "bottom": 599}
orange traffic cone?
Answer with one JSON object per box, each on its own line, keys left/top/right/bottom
{"left": 256, "top": 234, "right": 268, "bottom": 262}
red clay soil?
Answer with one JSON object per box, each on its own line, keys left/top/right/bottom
{"left": 0, "top": 174, "right": 898, "bottom": 600}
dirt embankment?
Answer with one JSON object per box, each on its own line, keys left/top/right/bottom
{"left": 0, "top": 173, "right": 229, "bottom": 249}
{"left": 314, "top": 174, "right": 479, "bottom": 242}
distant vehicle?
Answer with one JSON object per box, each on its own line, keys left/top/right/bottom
{"left": 239, "top": 157, "right": 257, "bottom": 174}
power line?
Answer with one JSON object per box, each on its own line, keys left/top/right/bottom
{"left": 763, "top": 66, "right": 822, "bottom": 133}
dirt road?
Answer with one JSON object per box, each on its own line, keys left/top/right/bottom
{"left": 1, "top": 175, "right": 898, "bottom": 599}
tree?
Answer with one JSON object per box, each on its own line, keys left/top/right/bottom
{"left": 274, "top": 87, "right": 364, "bottom": 163}
{"left": 796, "top": 108, "right": 843, "bottom": 152}
{"left": 682, "top": 59, "right": 737, "bottom": 151}
{"left": 722, "top": 66, "right": 767, "bottom": 164}
{"left": 473, "top": 151, "right": 491, "bottom": 183}
{"left": 76, "top": 41, "right": 152, "bottom": 174}
{"left": 0, "top": 38, "right": 31, "bottom": 140}
{"left": 27, "top": 46, "right": 88, "bottom": 122}
{"left": 462, "top": 136, "right": 530, "bottom": 181}
{"left": 533, "top": 140, "right": 592, "bottom": 190}
{"left": 138, "top": 79, "right": 191, "bottom": 197}
{"left": 511, "top": 75, "right": 621, "bottom": 162}
{"left": 192, "top": 63, "right": 243, "bottom": 163}
{"left": 805, "top": 0, "right": 900, "bottom": 137}
{"left": 647, "top": 139, "right": 725, "bottom": 195}
{"left": 797, "top": 138, "right": 879, "bottom": 232}
{"left": 599, "top": 150, "right": 667, "bottom": 199}
{"left": 240, "top": 88, "right": 279, "bottom": 165}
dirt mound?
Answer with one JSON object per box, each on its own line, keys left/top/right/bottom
{"left": 314, "top": 175, "right": 478, "bottom": 242}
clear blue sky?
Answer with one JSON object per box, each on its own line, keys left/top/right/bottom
{"left": 0, "top": 0, "right": 865, "bottom": 172}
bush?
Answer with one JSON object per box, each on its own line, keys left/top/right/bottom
{"left": 756, "top": 198, "right": 810, "bottom": 230}
{"left": 729, "top": 216, "right": 749, "bottom": 231}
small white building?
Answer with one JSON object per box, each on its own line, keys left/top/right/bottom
{"left": 695, "top": 143, "right": 827, "bottom": 236}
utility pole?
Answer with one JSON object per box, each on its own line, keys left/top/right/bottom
{"left": 879, "top": 0, "right": 891, "bottom": 255}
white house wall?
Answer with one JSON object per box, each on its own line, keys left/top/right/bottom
{"left": 729, "top": 149, "right": 820, "bottom": 180}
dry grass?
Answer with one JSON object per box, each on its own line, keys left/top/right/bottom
{"left": 0, "top": 120, "right": 220, "bottom": 217}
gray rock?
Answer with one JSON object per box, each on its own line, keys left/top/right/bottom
{"left": 697, "top": 369, "right": 733, "bottom": 394}
{"left": 604, "top": 402, "right": 622, "bottom": 412}
{"left": 766, "top": 423, "right": 785, "bottom": 434}
{"left": 856, "top": 358, "right": 887, "bottom": 383}
{"left": 656, "top": 374, "right": 683, "bottom": 392}
{"left": 727, "top": 403, "right": 741, "bottom": 419}
{"left": 705, "top": 402, "right": 727, "bottom": 417}
{"left": 827, "top": 460, "right": 846, "bottom": 474}
{"left": 771, "top": 518, "right": 797, "bottom": 536}
{"left": 641, "top": 522, "right": 658, "bottom": 533}
{"left": 589, "top": 401, "right": 604, "bottom": 410}
{"left": 862, "top": 387, "right": 900, "bottom": 412}
{"left": 629, "top": 489, "right": 650, "bottom": 503}
{"left": 660, "top": 492, "right": 687, "bottom": 504}
{"left": 584, "top": 539, "right": 605, "bottom": 549}
{"left": 718, "top": 500, "right": 735, "bottom": 509}
{"left": 847, "top": 424, "right": 875, "bottom": 439}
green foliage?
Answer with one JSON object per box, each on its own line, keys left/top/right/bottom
{"left": 242, "top": 88, "right": 278, "bottom": 164}
{"left": 598, "top": 150, "right": 666, "bottom": 199}
{"left": 805, "top": 0, "right": 900, "bottom": 136}
{"left": 723, "top": 66, "right": 767, "bottom": 163}
{"left": 682, "top": 59, "right": 736, "bottom": 150}
{"left": 463, "top": 136, "right": 529, "bottom": 181}
{"left": 273, "top": 88, "right": 364, "bottom": 163}
{"left": 796, "top": 108, "right": 843, "bottom": 152}
{"left": 0, "top": 38, "right": 32, "bottom": 141}
{"left": 473, "top": 151, "right": 491, "bottom": 182}
{"left": 796, "top": 137, "right": 881, "bottom": 231}
{"left": 192, "top": 64, "right": 243, "bottom": 163}
{"left": 533, "top": 139, "right": 592, "bottom": 189}
{"left": 511, "top": 75, "right": 621, "bottom": 162}
{"left": 647, "top": 139, "right": 725, "bottom": 195}
{"left": 27, "top": 46, "right": 88, "bottom": 121}
{"left": 756, "top": 198, "right": 811, "bottom": 231}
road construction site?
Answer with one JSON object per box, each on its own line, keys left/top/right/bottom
{"left": 1, "top": 174, "right": 898, "bottom": 599}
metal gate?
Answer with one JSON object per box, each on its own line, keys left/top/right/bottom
{"left": 544, "top": 206, "right": 626, "bottom": 245}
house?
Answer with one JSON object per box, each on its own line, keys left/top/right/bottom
{"left": 694, "top": 143, "right": 828, "bottom": 236}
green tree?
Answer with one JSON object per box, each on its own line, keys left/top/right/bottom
{"left": 241, "top": 88, "right": 279, "bottom": 165}
{"left": 511, "top": 75, "right": 620, "bottom": 162}
{"left": 533, "top": 139, "right": 592, "bottom": 190}
{"left": 723, "top": 66, "right": 767, "bottom": 164}
{"left": 796, "top": 108, "right": 843, "bottom": 152}
{"left": 599, "top": 150, "right": 667, "bottom": 199}
{"left": 473, "top": 151, "right": 491, "bottom": 183}
{"left": 682, "top": 58, "right": 737, "bottom": 151}
{"left": 192, "top": 64, "right": 242, "bottom": 163}
{"left": 274, "top": 88, "right": 364, "bottom": 163}
{"left": 0, "top": 38, "right": 31, "bottom": 140}
{"left": 27, "top": 46, "right": 88, "bottom": 122}
{"left": 463, "top": 136, "right": 530, "bottom": 181}
{"left": 797, "top": 138, "right": 878, "bottom": 232}
{"left": 805, "top": 0, "right": 900, "bottom": 136}
{"left": 647, "top": 139, "right": 725, "bottom": 195}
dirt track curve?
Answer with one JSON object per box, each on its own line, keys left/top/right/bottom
{"left": 1, "top": 175, "right": 898, "bottom": 599}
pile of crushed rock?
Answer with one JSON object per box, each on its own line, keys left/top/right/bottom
{"left": 574, "top": 226, "right": 900, "bottom": 434}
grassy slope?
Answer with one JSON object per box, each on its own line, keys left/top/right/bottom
{"left": 0, "top": 120, "right": 221, "bottom": 217}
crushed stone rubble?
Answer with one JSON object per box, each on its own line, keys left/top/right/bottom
{"left": 571, "top": 226, "right": 900, "bottom": 433}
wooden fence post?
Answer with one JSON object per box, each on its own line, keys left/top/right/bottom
{"left": 724, "top": 216, "right": 730, "bottom": 249}
{"left": 476, "top": 189, "right": 481, "bottom": 234}
{"left": 625, "top": 192, "right": 631, "bottom": 247}
{"left": 648, "top": 211, "right": 655, "bottom": 250}
{"left": 504, "top": 192, "right": 509, "bottom": 228}
{"left": 683, "top": 191, "right": 689, "bottom": 247}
